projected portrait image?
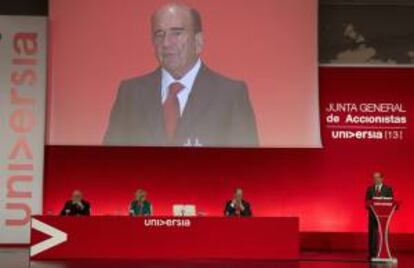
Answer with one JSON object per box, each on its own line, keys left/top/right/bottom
{"left": 48, "top": 0, "right": 320, "bottom": 148}
{"left": 104, "top": 3, "right": 258, "bottom": 147}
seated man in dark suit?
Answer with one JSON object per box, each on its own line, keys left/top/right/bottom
{"left": 224, "top": 187, "right": 252, "bottom": 217}
{"left": 129, "top": 189, "right": 152, "bottom": 216}
{"left": 60, "top": 190, "right": 91, "bottom": 216}
{"left": 104, "top": 3, "right": 258, "bottom": 147}
{"left": 365, "top": 172, "right": 394, "bottom": 259}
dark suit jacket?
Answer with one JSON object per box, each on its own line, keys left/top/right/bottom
{"left": 129, "top": 200, "right": 152, "bottom": 216}
{"left": 104, "top": 64, "right": 258, "bottom": 147}
{"left": 365, "top": 184, "right": 393, "bottom": 201}
{"left": 224, "top": 200, "right": 252, "bottom": 217}
{"left": 60, "top": 200, "right": 91, "bottom": 216}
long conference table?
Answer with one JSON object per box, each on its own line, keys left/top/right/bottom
{"left": 30, "top": 216, "right": 299, "bottom": 260}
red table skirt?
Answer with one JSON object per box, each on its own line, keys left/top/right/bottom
{"left": 30, "top": 216, "right": 299, "bottom": 260}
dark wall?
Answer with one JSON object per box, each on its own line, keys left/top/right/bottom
{"left": 0, "top": 0, "right": 47, "bottom": 15}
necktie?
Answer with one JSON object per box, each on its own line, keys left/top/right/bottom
{"left": 163, "top": 82, "right": 184, "bottom": 141}
{"left": 235, "top": 204, "right": 241, "bottom": 216}
{"left": 375, "top": 185, "right": 381, "bottom": 197}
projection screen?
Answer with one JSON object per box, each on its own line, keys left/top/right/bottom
{"left": 48, "top": 0, "right": 321, "bottom": 148}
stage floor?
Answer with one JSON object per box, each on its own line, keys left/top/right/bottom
{"left": 1, "top": 248, "right": 412, "bottom": 268}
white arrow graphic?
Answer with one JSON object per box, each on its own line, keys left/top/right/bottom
{"left": 30, "top": 218, "right": 68, "bottom": 257}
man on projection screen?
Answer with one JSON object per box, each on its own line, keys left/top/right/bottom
{"left": 104, "top": 3, "right": 258, "bottom": 147}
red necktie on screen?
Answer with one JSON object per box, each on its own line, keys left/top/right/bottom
{"left": 163, "top": 82, "right": 184, "bottom": 141}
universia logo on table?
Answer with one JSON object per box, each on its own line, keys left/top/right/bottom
{"left": 144, "top": 218, "right": 191, "bottom": 228}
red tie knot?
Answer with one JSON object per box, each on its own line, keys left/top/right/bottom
{"left": 168, "top": 82, "right": 184, "bottom": 96}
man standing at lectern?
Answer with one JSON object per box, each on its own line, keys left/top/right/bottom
{"left": 104, "top": 3, "right": 258, "bottom": 147}
{"left": 365, "top": 172, "right": 393, "bottom": 259}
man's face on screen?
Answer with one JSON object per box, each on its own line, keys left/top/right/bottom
{"left": 151, "top": 4, "right": 203, "bottom": 78}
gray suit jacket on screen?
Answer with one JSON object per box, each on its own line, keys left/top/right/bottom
{"left": 104, "top": 64, "right": 258, "bottom": 147}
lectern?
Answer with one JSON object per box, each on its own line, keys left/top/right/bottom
{"left": 368, "top": 197, "right": 398, "bottom": 263}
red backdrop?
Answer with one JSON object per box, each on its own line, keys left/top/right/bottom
{"left": 43, "top": 67, "right": 414, "bottom": 249}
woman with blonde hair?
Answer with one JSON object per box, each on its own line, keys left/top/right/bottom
{"left": 129, "top": 189, "right": 152, "bottom": 216}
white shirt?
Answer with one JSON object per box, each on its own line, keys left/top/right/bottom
{"left": 375, "top": 183, "right": 383, "bottom": 192}
{"left": 161, "top": 58, "right": 202, "bottom": 115}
